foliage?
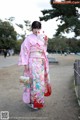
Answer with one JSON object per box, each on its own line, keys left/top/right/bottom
{"left": 0, "top": 19, "right": 17, "bottom": 49}
{"left": 14, "top": 39, "right": 23, "bottom": 54}
{"left": 16, "top": 20, "right": 31, "bottom": 40}
{"left": 40, "top": 3, "right": 80, "bottom": 37}
{"left": 0, "top": 18, "right": 31, "bottom": 53}
{"left": 66, "top": 38, "right": 80, "bottom": 52}
{"left": 48, "top": 36, "right": 68, "bottom": 53}
{"left": 47, "top": 36, "right": 80, "bottom": 53}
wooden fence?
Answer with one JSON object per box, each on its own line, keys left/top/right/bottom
{"left": 74, "top": 59, "right": 80, "bottom": 106}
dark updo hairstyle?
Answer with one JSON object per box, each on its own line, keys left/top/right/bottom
{"left": 31, "top": 21, "right": 41, "bottom": 30}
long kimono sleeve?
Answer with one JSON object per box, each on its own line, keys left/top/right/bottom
{"left": 18, "top": 37, "right": 30, "bottom": 66}
{"left": 44, "top": 35, "right": 48, "bottom": 56}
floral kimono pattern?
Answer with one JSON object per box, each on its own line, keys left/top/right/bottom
{"left": 18, "top": 33, "right": 51, "bottom": 108}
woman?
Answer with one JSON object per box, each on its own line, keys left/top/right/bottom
{"left": 18, "top": 21, "right": 51, "bottom": 109}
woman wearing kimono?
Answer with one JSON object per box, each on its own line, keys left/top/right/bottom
{"left": 18, "top": 21, "right": 51, "bottom": 109}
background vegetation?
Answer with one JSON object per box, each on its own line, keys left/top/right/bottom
{"left": 0, "top": 2, "right": 80, "bottom": 54}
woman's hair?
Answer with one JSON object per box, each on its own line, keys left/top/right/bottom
{"left": 31, "top": 21, "right": 41, "bottom": 30}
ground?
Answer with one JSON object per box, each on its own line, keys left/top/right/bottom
{"left": 0, "top": 54, "right": 80, "bottom": 120}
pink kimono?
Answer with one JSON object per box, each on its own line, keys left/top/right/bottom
{"left": 18, "top": 33, "right": 51, "bottom": 108}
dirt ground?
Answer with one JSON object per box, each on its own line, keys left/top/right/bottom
{"left": 0, "top": 54, "right": 80, "bottom": 120}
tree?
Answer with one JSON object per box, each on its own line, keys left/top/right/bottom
{"left": 14, "top": 39, "right": 23, "bottom": 54}
{"left": 66, "top": 38, "right": 80, "bottom": 53}
{"left": 16, "top": 20, "right": 31, "bottom": 40}
{"left": 40, "top": 2, "right": 80, "bottom": 37}
{"left": 0, "top": 19, "right": 17, "bottom": 49}
{"left": 48, "top": 36, "right": 68, "bottom": 53}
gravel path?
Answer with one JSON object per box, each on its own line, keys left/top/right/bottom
{"left": 0, "top": 55, "right": 18, "bottom": 69}
{"left": 0, "top": 54, "right": 80, "bottom": 120}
